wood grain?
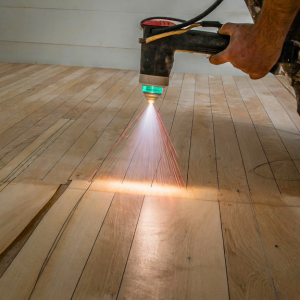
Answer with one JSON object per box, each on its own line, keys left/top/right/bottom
{"left": 29, "top": 190, "right": 114, "bottom": 300}
{"left": 0, "top": 182, "right": 58, "bottom": 254}
{"left": 0, "top": 188, "right": 86, "bottom": 300}
{"left": 118, "top": 196, "right": 229, "bottom": 300}
{"left": 220, "top": 202, "right": 276, "bottom": 300}
{"left": 254, "top": 204, "right": 300, "bottom": 300}
{"left": 73, "top": 193, "right": 143, "bottom": 300}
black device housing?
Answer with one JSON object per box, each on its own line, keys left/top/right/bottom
{"left": 140, "top": 25, "right": 300, "bottom": 83}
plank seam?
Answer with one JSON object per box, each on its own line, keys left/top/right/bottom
{"left": 226, "top": 77, "right": 279, "bottom": 300}
{"left": 41, "top": 70, "right": 130, "bottom": 181}
{"left": 70, "top": 193, "right": 117, "bottom": 299}
{"left": 0, "top": 119, "right": 74, "bottom": 184}
{"left": 115, "top": 195, "right": 146, "bottom": 300}
{"left": 242, "top": 78, "right": 300, "bottom": 190}
{"left": 208, "top": 75, "right": 220, "bottom": 190}
{"left": 185, "top": 73, "right": 196, "bottom": 189}
{"left": 27, "top": 181, "right": 92, "bottom": 299}
{"left": 218, "top": 202, "right": 231, "bottom": 300}
{"left": 0, "top": 69, "right": 113, "bottom": 164}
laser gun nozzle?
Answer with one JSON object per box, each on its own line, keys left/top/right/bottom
{"left": 142, "top": 85, "right": 163, "bottom": 104}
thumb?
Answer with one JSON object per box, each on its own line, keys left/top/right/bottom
{"left": 209, "top": 51, "right": 229, "bottom": 65}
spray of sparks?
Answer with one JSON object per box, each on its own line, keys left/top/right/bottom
{"left": 89, "top": 103, "right": 184, "bottom": 188}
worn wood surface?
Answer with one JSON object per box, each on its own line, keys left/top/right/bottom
{"left": 0, "top": 63, "right": 300, "bottom": 300}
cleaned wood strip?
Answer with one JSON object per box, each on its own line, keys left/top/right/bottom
{"left": 44, "top": 71, "right": 138, "bottom": 184}
{"left": 29, "top": 190, "right": 114, "bottom": 300}
{"left": 0, "top": 68, "right": 113, "bottom": 164}
{"left": 220, "top": 202, "right": 276, "bottom": 300}
{"left": 168, "top": 73, "right": 195, "bottom": 184}
{"left": 118, "top": 196, "right": 229, "bottom": 300}
{"left": 70, "top": 87, "right": 145, "bottom": 181}
{"left": 187, "top": 74, "right": 218, "bottom": 191}
{"left": 0, "top": 188, "right": 86, "bottom": 300}
{"left": 254, "top": 204, "right": 300, "bottom": 300}
{"left": 72, "top": 75, "right": 173, "bottom": 182}
{"left": 17, "top": 70, "right": 127, "bottom": 181}
{"left": 0, "top": 182, "right": 58, "bottom": 254}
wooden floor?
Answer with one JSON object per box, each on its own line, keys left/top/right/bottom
{"left": 0, "top": 62, "right": 300, "bottom": 299}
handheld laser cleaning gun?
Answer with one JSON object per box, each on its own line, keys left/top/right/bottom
{"left": 139, "top": 0, "right": 300, "bottom": 103}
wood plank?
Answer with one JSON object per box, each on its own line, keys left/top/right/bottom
{"left": 71, "top": 193, "right": 143, "bottom": 300}
{"left": 213, "top": 121, "right": 250, "bottom": 203}
{"left": 255, "top": 125, "right": 300, "bottom": 202}
{"left": 140, "top": 72, "right": 182, "bottom": 187}
{"left": 71, "top": 73, "right": 173, "bottom": 182}
{"left": 234, "top": 123, "right": 284, "bottom": 205}
{"left": 0, "top": 68, "right": 113, "bottom": 165}
{"left": 0, "top": 64, "right": 31, "bottom": 80}
{"left": 209, "top": 75, "right": 232, "bottom": 123}
{"left": 118, "top": 196, "right": 229, "bottom": 300}
{"left": 220, "top": 202, "right": 276, "bottom": 300}
{"left": 70, "top": 83, "right": 145, "bottom": 181}
{"left": 0, "top": 187, "right": 86, "bottom": 300}
{"left": 248, "top": 78, "right": 299, "bottom": 134}
{"left": 221, "top": 75, "right": 252, "bottom": 125}
{"left": 209, "top": 75, "right": 242, "bottom": 201}
{"left": 262, "top": 76, "right": 300, "bottom": 132}
{"left": 0, "top": 182, "right": 58, "bottom": 254}
{"left": 0, "top": 66, "right": 94, "bottom": 127}
{"left": 277, "top": 133, "right": 300, "bottom": 174}
{"left": 29, "top": 190, "right": 114, "bottom": 300}
{"left": 0, "top": 118, "right": 72, "bottom": 184}
{"left": 168, "top": 73, "right": 195, "bottom": 185}
{"left": 234, "top": 76, "right": 272, "bottom": 127}
{"left": 0, "top": 65, "right": 70, "bottom": 103}
{"left": 0, "top": 64, "right": 45, "bottom": 88}
{"left": 0, "top": 63, "right": 28, "bottom": 76}
{"left": 254, "top": 204, "right": 300, "bottom": 300}
{"left": 187, "top": 74, "right": 218, "bottom": 190}
{"left": 0, "top": 65, "right": 54, "bottom": 93}
{"left": 44, "top": 71, "right": 138, "bottom": 184}
{"left": 17, "top": 70, "right": 128, "bottom": 182}
{"left": 275, "top": 75, "right": 296, "bottom": 98}
{"left": 0, "top": 66, "right": 84, "bottom": 112}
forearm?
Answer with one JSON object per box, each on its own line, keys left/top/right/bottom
{"left": 255, "top": 0, "right": 300, "bottom": 40}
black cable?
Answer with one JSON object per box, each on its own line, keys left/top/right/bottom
{"left": 151, "top": 0, "right": 224, "bottom": 34}
{"left": 140, "top": 16, "right": 186, "bottom": 26}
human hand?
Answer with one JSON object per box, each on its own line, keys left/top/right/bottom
{"left": 209, "top": 23, "right": 285, "bottom": 79}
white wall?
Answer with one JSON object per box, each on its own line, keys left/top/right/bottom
{"left": 0, "top": 0, "right": 252, "bottom": 75}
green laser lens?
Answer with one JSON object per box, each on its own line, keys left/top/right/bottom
{"left": 142, "top": 85, "right": 163, "bottom": 94}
